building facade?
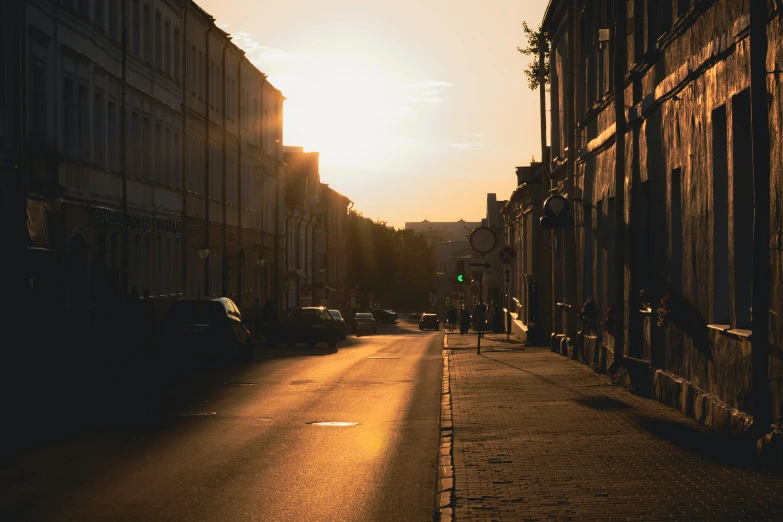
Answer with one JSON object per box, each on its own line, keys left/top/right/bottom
{"left": 313, "top": 184, "right": 351, "bottom": 312}
{"left": 13, "top": 0, "right": 285, "bottom": 330}
{"left": 282, "top": 146, "right": 319, "bottom": 309}
{"left": 538, "top": 0, "right": 783, "bottom": 435}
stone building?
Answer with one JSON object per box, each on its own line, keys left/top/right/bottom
{"left": 9, "top": 0, "right": 286, "bottom": 328}
{"left": 282, "top": 146, "right": 320, "bottom": 309}
{"left": 502, "top": 163, "right": 552, "bottom": 344}
{"left": 313, "top": 184, "right": 351, "bottom": 312}
{"left": 539, "top": 0, "right": 783, "bottom": 436}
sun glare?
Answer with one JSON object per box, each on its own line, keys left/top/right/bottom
{"left": 280, "top": 48, "right": 421, "bottom": 175}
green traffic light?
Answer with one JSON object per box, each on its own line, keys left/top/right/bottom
{"left": 457, "top": 274, "right": 464, "bottom": 282}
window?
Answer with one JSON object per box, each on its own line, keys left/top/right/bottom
{"left": 131, "top": 0, "right": 140, "bottom": 55}
{"left": 94, "top": 91, "right": 105, "bottom": 166}
{"left": 712, "top": 105, "right": 729, "bottom": 324}
{"left": 131, "top": 109, "right": 140, "bottom": 176}
{"left": 173, "top": 28, "right": 180, "bottom": 81}
{"left": 190, "top": 45, "right": 197, "bottom": 93}
{"left": 95, "top": 0, "right": 105, "bottom": 31}
{"left": 198, "top": 50, "right": 203, "bottom": 99}
{"left": 109, "top": 0, "right": 118, "bottom": 40}
{"left": 209, "top": 61, "right": 215, "bottom": 106}
{"left": 732, "top": 90, "right": 753, "bottom": 328}
{"left": 678, "top": 0, "right": 690, "bottom": 17}
{"left": 173, "top": 130, "right": 181, "bottom": 189}
{"left": 143, "top": 115, "right": 152, "bottom": 179}
{"left": 108, "top": 98, "right": 118, "bottom": 170}
{"left": 143, "top": 4, "right": 152, "bottom": 62}
{"left": 79, "top": 83, "right": 89, "bottom": 161}
{"left": 155, "top": 121, "right": 163, "bottom": 183}
{"left": 164, "top": 20, "right": 171, "bottom": 74}
{"left": 155, "top": 11, "right": 162, "bottom": 69}
{"left": 30, "top": 50, "right": 47, "bottom": 142}
{"left": 165, "top": 126, "right": 172, "bottom": 186}
{"left": 145, "top": 233, "right": 153, "bottom": 293}
{"left": 63, "top": 76, "right": 77, "bottom": 158}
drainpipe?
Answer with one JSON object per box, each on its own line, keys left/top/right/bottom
{"left": 220, "top": 36, "right": 228, "bottom": 297}
{"left": 563, "top": 3, "right": 578, "bottom": 343}
{"left": 612, "top": 0, "right": 628, "bottom": 364}
{"left": 749, "top": 0, "right": 771, "bottom": 434}
{"left": 120, "top": 0, "right": 129, "bottom": 298}
{"left": 236, "top": 55, "right": 246, "bottom": 302}
{"left": 203, "top": 19, "right": 214, "bottom": 295}
{"left": 181, "top": 0, "right": 192, "bottom": 293}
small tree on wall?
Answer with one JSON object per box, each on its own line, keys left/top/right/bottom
{"left": 517, "top": 21, "right": 550, "bottom": 91}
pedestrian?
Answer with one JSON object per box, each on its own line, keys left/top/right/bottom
{"left": 459, "top": 306, "right": 471, "bottom": 335}
{"left": 486, "top": 301, "right": 494, "bottom": 334}
{"left": 474, "top": 298, "right": 488, "bottom": 338}
{"left": 446, "top": 306, "right": 457, "bottom": 332}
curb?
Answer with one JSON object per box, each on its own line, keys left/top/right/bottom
{"left": 436, "top": 332, "right": 455, "bottom": 521}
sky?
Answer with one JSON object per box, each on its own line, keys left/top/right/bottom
{"left": 197, "top": 0, "right": 550, "bottom": 229}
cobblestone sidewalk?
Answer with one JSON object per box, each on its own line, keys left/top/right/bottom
{"left": 443, "top": 332, "right": 783, "bottom": 521}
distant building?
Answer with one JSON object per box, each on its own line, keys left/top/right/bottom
{"left": 313, "top": 184, "right": 352, "bottom": 312}
{"left": 282, "top": 146, "right": 320, "bottom": 308}
{"left": 405, "top": 219, "right": 481, "bottom": 244}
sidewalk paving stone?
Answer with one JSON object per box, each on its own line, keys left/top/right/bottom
{"left": 443, "top": 332, "right": 783, "bottom": 521}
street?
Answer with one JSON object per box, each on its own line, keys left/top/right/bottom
{"left": 0, "top": 321, "right": 443, "bottom": 522}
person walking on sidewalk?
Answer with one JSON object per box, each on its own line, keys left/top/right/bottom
{"left": 446, "top": 306, "right": 457, "bottom": 332}
{"left": 459, "top": 306, "right": 471, "bottom": 335}
{"left": 474, "top": 298, "right": 488, "bottom": 339}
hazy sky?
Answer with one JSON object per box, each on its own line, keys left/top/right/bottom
{"left": 198, "top": 0, "right": 550, "bottom": 228}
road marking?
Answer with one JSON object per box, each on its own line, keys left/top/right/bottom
{"left": 306, "top": 421, "right": 359, "bottom": 427}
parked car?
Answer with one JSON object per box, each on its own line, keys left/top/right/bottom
{"left": 160, "top": 297, "right": 254, "bottom": 363}
{"left": 407, "top": 312, "right": 422, "bottom": 321}
{"left": 372, "top": 309, "right": 398, "bottom": 324}
{"left": 264, "top": 307, "right": 341, "bottom": 349}
{"left": 328, "top": 309, "right": 349, "bottom": 341}
{"left": 419, "top": 313, "right": 440, "bottom": 331}
{"left": 353, "top": 312, "right": 377, "bottom": 336}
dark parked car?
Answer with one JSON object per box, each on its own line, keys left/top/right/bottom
{"left": 353, "top": 312, "right": 377, "bottom": 336}
{"left": 265, "top": 307, "right": 341, "bottom": 349}
{"left": 419, "top": 313, "right": 440, "bottom": 331}
{"left": 328, "top": 309, "right": 349, "bottom": 341}
{"left": 160, "top": 297, "right": 254, "bottom": 363}
{"left": 372, "top": 309, "right": 398, "bottom": 324}
{"left": 407, "top": 312, "right": 422, "bottom": 321}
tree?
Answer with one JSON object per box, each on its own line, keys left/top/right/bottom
{"left": 346, "top": 210, "right": 436, "bottom": 311}
{"left": 517, "top": 21, "right": 550, "bottom": 91}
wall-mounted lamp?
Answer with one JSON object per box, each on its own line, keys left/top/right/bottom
{"left": 296, "top": 268, "right": 305, "bottom": 277}
{"left": 256, "top": 257, "right": 266, "bottom": 268}
{"left": 198, "top": 247, "right": 210, "bottom": 259}
{"left": 540, "top": 195, "right": 575, "bottom": 229}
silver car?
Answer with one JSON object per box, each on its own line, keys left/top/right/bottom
{"left": 328, "top": 309, "right": 349, "bottom": 340}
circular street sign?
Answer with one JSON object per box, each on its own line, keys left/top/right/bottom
{"left": 498, "top": 244, "right": 517, "bottom": 265}
{"left": 469, "top": 226, "right": 497, "bottom": 254}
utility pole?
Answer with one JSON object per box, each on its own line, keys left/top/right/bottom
{"left": 749, "top": 0, "right": 771, "bottom": 434}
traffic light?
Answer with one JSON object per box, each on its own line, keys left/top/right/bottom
{"left": 457, "top": 260, "right": 465, "bottom": 283}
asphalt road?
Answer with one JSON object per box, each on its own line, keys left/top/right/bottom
{"left": 0, "top": 320, "right": 443, "bottom": 522}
